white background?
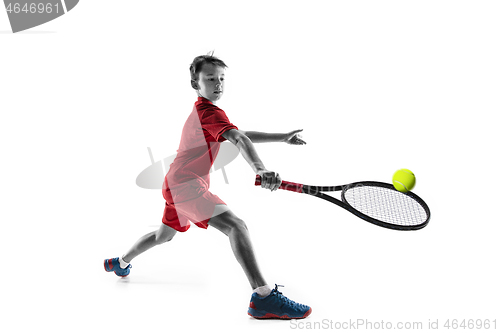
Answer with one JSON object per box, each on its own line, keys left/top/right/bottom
{"left": 1, "top": 1, "right": 498, "bottom": 332}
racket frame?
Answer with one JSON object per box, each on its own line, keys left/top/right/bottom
{"left": 255, "top": 176, "right": 431, "bottom": 231}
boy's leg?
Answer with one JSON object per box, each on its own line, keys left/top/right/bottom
{"left": 207, "top": 205, "right": 266, "bottom": 289}
{"left": 122, "top": 223, "right": 177, "bottom": 263}
{"left": 208, "top": 205, "right": 311, "bottom": 319}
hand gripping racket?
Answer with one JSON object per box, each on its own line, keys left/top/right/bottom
{"left": 255, "top": 175, "right": 430, "bottom": 231}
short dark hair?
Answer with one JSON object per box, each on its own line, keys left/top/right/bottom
{"left": 189, "top": 52, "right": 227, "bottom": 89}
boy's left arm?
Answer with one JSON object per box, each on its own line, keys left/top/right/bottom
{"left": 242, "top": 129, "right": 306, "bottom": 145}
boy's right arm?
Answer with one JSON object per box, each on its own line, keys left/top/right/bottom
{"left": 222, "top": 129, "right": 281, "bottom": 191}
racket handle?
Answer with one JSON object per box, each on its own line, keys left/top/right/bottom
{"left": 255, "top": 175, "right": 303, "bottom": 193}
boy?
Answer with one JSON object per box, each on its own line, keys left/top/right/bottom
{"left": 104, "top": 54, "right": 311, "bottom": 320}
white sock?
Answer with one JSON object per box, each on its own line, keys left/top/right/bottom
{"left": 119, "top": 256, "right": 130, "bottom": 269}
{"left": 253, "top": 285, "right": 272, "bottom": 297}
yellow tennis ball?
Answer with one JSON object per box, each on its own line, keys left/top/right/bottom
{"left": 392, "top": 169, "right": 416, "bottom": 193}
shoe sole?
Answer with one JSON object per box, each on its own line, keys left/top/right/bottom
{"left": 248, "top": 307, "right": 312, "bottom": 320}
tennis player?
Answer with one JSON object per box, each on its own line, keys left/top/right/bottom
{"left": 104, "top": 54, "right": 311, "bottom": 319}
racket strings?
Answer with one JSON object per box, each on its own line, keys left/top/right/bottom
{"left": 343, "top": 185, "right": 428, "bottom": 226}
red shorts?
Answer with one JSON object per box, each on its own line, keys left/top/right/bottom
{"left": 162, "top": 179, "right": 225, "bottom": 232}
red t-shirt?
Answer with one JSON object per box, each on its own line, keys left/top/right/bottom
{"left": 163, "top": 97, "right": 238, "bottom": 201}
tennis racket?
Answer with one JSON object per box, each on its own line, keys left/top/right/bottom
{"left": 255, "top": 175, "right": 430, "bottom": 231}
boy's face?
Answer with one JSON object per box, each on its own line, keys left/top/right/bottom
{"left": 194, "top": 63, "right": 225, "bottom": 103}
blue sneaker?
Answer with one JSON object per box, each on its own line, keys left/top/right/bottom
{"left": 248, "top": 284, "right": 311, "bottom": 319}
{"left": 104, "top": 257, "right": 131, "bottom": 277}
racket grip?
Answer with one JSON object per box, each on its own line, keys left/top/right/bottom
{"left": 255, "top": 175, "right": 303, "bottom": 193}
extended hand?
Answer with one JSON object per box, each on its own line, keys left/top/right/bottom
{"left": 283, "top": 129, "right": 306, "bottom": 145}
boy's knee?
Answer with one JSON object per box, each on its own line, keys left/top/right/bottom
{"left": 231, "top": 217, "right": 248, "bottom": 233}
{"left": 209, "top": 211, "right": 248, "bottom": 236}
{"left": 156, "top": 231, "right": 175, "bottom": 244}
